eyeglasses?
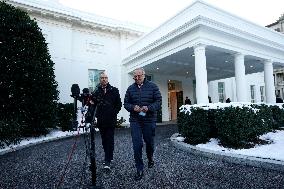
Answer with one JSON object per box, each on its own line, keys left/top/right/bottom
{"left": 133, "top": 74, "right": 144, "bottom": 79}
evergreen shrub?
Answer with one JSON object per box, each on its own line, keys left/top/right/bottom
{"left": 215, "top": 107, "right": 261, "bottom": 148}
{"left": 0, "top": 2, "right": 58, "bottom": 137}
{"left": 208, "top": 109, "right": 218, "bottom": 138}
{"left": 56, "top": 103, "right": 73, "bottom": 131}
{"left": 270, "top": 105, "right": 284, "bottom": 130}
{"left": 253, "top": 104, "right": 274, "bottom": 133}
{"left": 0, "top": 117, "right": 22, "bottom": 148}
{"left": 177, "top": 107, "right": 211, "bottom": 145}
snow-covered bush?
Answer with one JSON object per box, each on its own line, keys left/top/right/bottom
{"left": 178, "top": 103, "right": 284, "bottom": 149}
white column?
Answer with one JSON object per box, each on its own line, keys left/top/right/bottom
{"left": 234, "top": 53, "right": 248, "bottom": 102}
{"left": 194, "top": 44, "right": 209, "bottom": 104}
{"left": 264, "top": 60, "right": 276, "bottom": 103}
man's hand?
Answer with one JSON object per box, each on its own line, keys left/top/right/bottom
{"left": 141, "top": 106, "right": 148, "bottom": 112}
{"left": 134, "top": 105, "right": 141, "bottom": 112}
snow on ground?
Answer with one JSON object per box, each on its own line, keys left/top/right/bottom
{"left": 175, "top": 130, "right": 284, "bottom": 161}
{"left": 0, "top": 128, "right": 99, "bottom": 154}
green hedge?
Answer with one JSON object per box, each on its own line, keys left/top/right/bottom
{"left": 0, "top": 117, "right": 23, "bottom": 148}
{"left": 178, "top": 108, "right": 211, "bottom": 144}
{"left": 178, "top": 104, "right": 284, "bottom": 149}
{"left": 215, "top": 107, "right": 260, "bottom": 148}
{"left": 270, "top": 105, "right": 284, "bottom": 129}
{"left": 56, "top": 103, "right": 74, "bottom": 131}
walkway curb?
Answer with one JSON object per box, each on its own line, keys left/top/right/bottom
{"left": 170, "top": 133, "right": 284, "bottom": 173}
{"left": 0, "top": 133, "right": 81, "bottom": 156}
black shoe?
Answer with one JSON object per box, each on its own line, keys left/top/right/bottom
{"left": 148, "top": 160, "right": 154, "bottom": 168}
{"left": 134, "top": 171, "right": 143, "bottom": 181}
{"left": 103, "top": 158, "right": 113, "bottom": 165}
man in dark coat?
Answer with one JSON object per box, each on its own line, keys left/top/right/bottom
{"left": 226, "top": 98, "right": 231, "bottom": 103}
{"left": 89, "top": 71, "right": 122, "bottom": 170}
{"left": 124, "top": 67, "right": 162, "bottom": 181}
{"left": 185, "top": 96, "right": 191, "bottom": 105}
{"left": 276, "top": 95, "right": 283, "bottom": 103}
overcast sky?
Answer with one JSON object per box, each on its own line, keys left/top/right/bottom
{"left": 59, "top": 0, "right": 284, "bottom": 28}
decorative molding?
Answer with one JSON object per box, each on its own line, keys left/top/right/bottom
{"left": 193, "top": 43, "right": 206, "bottom": 51}
{"left": 123, "top": 17, "right": 201, "bottom": 63}
{"left": 8, "top": 0, "right": 146, "bottom": 36}
{"left": 124, "top": 15, "right": 284, "bottom": 66}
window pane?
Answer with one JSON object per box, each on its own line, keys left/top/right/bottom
{"left": 88, "top": 69, "right": 104, "bottom": 92}
{"left": 250, "top": 85, "right": 255, "bottom": 103}
{"left": 218, "top": 82, "right": 225, "bottom": 102}
{"left": 260, "top": 86, "right": 264, "bottom": 102}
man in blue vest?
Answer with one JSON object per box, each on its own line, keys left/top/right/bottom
{"left": 124, "top": 67, "right": 162, "bottom": 180}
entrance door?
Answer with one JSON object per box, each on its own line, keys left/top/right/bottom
{"left": 169, "top": 92, "right": 177, "bottom": 120}
{"left": 169, "top": 91, "right": 183, "bottom": 120}
{"left": 168, "top": 80, "right": 183, "bottom": 121}
{"left": 176, "top": 91, "right": 183, "bottom": 110}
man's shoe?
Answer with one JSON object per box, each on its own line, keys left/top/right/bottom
{"left": 134, "top": 171, "right": 143, "bottom": 181}
{"left": 103, "top": 161, "right": 111, "bottom": 170}
{"left": 148, "top": 160, "right": 154, "bottom": 168}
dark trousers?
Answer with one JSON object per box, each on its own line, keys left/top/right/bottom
{"left": 130, "top": 121, "right": 155, "bottom": 171}
{"left": 98, "top": 126, "right": 115, "bottom": 163}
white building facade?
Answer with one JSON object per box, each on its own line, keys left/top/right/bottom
{"left": 8, "top": 0, "right": 284, "bottom": 122}
{"left": 8, "top": 0, "right": 145, "bottom": 102}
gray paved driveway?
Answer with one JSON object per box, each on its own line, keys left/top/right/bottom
{"left": 0, "top": 124, "right": 283, "bottom": 188}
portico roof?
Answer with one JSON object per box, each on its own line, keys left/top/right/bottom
{"left": 123, "top": 0, "right": 284, "bottom": 81}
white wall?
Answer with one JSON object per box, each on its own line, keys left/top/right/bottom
{"left": 208, "top": 72, "right": 265, "bottom": 103}
{"left": 33, "top": 15, "right": 141, "bottom": 104}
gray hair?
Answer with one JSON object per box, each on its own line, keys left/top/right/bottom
{"left": 100, "top": 71, "right": 107, "bottom": 76}
{"left": 133, "top": 67, "right": 145, "bottom": 75}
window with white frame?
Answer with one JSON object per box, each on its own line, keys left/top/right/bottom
{"left": 88, "top": 69, "right": 104, "bottom": 92}
{"left": 260, "top": 86, "right": 265, "bottom": 102}
{"left": 218, "top": 82, "right": 225, "bottom": 103}
{"left": 250, "top": 85, "right": 256, "bottom": 103}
